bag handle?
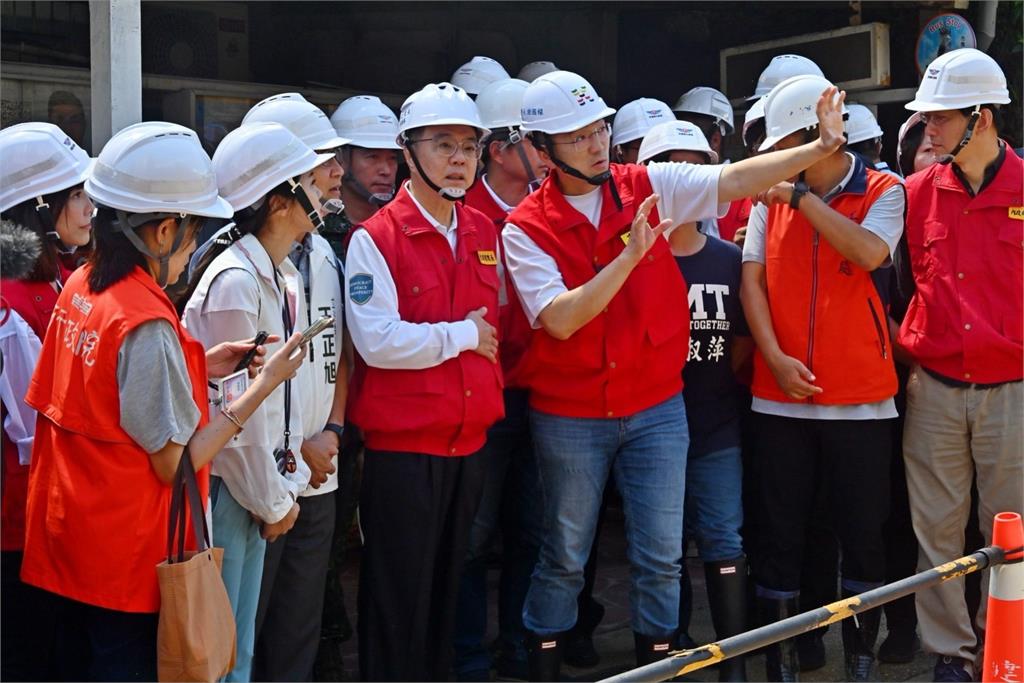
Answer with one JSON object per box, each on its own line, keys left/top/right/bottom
{"left": 165, "top": 451, "right": 212, "bottom": 564}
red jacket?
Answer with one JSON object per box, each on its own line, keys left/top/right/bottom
{"left": 0, "top": 264, "right": 70, "bottom": 552}
{"left": 898, "top": 145, "right": 1023, "bottom": 384}
{"left": 752, "top": 159, "right": 901, "bottom": 404}
{"left": 347, "top": 186, "right": 504, "bottom": 456}
{"left": 464, "top": 179, "right": 533, "bottom": 389}
{"left": 718, "top": 197, "right": 752, "bottom": 243}
{"left": 509, "top": 164, "right": 689, "bottom": 418}
{"left": 23, "top": 266, "right": 209, "bottom": 613}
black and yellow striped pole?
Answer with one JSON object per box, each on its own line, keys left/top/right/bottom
{"left": 598, "top": 545, "right": 1009, "bottom": 683}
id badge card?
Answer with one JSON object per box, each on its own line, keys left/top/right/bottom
{"left": 219, "top": 368, "right": 249, "bottom": 408}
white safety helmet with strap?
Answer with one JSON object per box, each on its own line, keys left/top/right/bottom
{"left": 476, "top": 78, "right": 544, "bottom": 191}
{"left": 398, "top": 82, "right": 488, "bottom": 201}
{"left": 759, "top": 74, "right": 846, "bottom": 152}
{"left": 85, "top": 121, "right": 233, "bottom": 286}
{"left": 897, "top": 112, "right": 926, "bottom": 174}
{"left": 242, "top": 92, "right": 351, "bottom": 151}
{"left": 638, "top": 120, "right": 719, "bottom": 165}
{"left": 749, "top": 54, "right": 825, "bottom": 100}
{"left": 906, "top": 48, "right": 1010, "bottom": 164}
{"left": 611, "top": 98, "right": 674, "bottom": 147}
{"left": 451, "top": 56, "right": 511, "bottom": 96}
{"left": 0, "top": 122, "right": 93, "bottom": 241}
{"left": 742, "top": 95, "right": 767, "bottom": 150}
{"left": 520, "top": 70, "right": 618, "bottom": 195}
{"left": 845, "top": 104, "right": 884, "bottom": 145}
{"left": 330, "top": 95, "right": 401, "bottom": 150}
{"left": 672, "top": 86, "right": 735, "bottom": 136}
{"left": 517, "top": 60, "right": 558, "bottom": 82}
{"left": 213, "top": 121, "right": 332, "bottom": 238}
{"left": 330, "top": 95, "right": 401, "bottom": 207}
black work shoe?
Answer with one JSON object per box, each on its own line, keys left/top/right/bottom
{"left": 933, "top": 656, "right": 973, "bottom": 682}
{"left": 878, "top": 628, "right": 920, "bottom": 664}
{"left": 562, "top": 632, "right": 599, "bottom": 668}
{"left": 796, "top": 631, "right": 826, "bottom": 672}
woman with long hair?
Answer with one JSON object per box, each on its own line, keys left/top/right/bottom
{"left": 19, "top": 121, "right": 307, "bottom": 681}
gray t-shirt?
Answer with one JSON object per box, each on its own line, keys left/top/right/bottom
{"left": 117, "top": 319, "right": 201, "bottom": 453}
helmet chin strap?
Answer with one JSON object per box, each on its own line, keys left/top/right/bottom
{"left": 113, "top": 209, "right": 188, "bottom": 288}
{"left": 504, "top": 128, "right": 543, "bottom": 193}
{"left": 34, "top": 196, "right": 61, "bottom": 243}
{"left": 286, "top": 176, "right": 326, "bottom": 230}
{"left": 403, "top": 137, "right": 466, "bottom": 201}
{"left": 937, "top": 105, "right": 982, "bottom": 166}
{"left": 535, "top": 133, "right": 622, "bottom": 210}
{"left": 339, "top": 148, "right": 396, "bottom": 206}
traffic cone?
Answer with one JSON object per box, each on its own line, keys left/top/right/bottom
{"left": 982, "top": 511, "right": 1024, "bottom": 683}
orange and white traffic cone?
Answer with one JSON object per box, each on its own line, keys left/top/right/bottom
{"left": 982, "top": 511, "right": 1023, "bottom": 683}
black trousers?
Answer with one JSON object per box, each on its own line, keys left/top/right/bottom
{"left": 358, "top": 448, "right": 485, "bottom": 681}
{"left": 754, "top": 413, "right": 892, "bottom": 592}
{"left": 253, "top": 491, "right": 336, "bottom": 682}
{"left": 0, "top": 552, "right": 58, "bottom": 681}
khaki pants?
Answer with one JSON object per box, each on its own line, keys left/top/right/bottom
{"left": 903, "top": 366, "right": 1024, "bottom": 667}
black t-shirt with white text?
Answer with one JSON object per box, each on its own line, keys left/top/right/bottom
{"left": 675, "top": 236, "right": 749, "bottom": 456}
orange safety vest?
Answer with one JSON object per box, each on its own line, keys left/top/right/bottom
{"left": 22, "top": 266, "right": 209, "bottom": 613}
{"left": 751, "top": 159, "right": 900, "bottom": 405}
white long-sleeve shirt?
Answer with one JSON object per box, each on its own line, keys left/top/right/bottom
{"left": 345, "top": 183, "right": 480, "bottom": 371}
{"left": 0, "top": 307, "right": 41, "bottom": 465}
{"left": 182, "top": 233, "right": 311, "bottom": 524}
{"left": 502, "top": 161, "right": 726, "bottom": 327}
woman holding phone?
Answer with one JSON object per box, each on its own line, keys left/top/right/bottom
{"left": 182, "top": 121, "right": 330, "bottom": 682}
{"left": 19, "top": 121, "right": 307, "bottom": 682}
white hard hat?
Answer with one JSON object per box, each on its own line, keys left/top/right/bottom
{"left": 517, "top": 61, "right": 558, "bottom": 82}
{"left": 476, "top": 78, "right": 530, "bottom": 131}
{"left": 845, "top": 103, "right": 884, "bottom": 145}
{"left": 897, "top": 112, "right": 925, "bottom": 162}
{"left": 398, "top": 82, "right": 489, "bottom": 139}
{"left": 213, "top": 122, "right": 333, "bottom": 211}
{"left": 451, "top": 56, "right": 511, "bottom": 96}
{"left": 672, "top": 86, "right": 735, "bottom": 135}
{"left": 742, "top": 95, "right": 767, "bottom": 149}
{"left": 612, "top": 98, "right": 674, "bottom": 146}
{"left": 906, "top": 48, "right": 1010, "bottom": 112}
{"left": 749, "top": 54, "right": 825, "bottom": 100}
{"left": 330, "top": 95, "right": 401, "bottom": 150}
{"left": 242, "top": 92, "right": 351, "bottom": 151}
{"left": 85, "top": 121, "right": 232, "bottom": 218}
{"left": 638, "top": 120, "right": 719, "bottom": 165}
{"left": 520, "top": 70, "right": 616, "bottom": 135}
{"left": 0, "top": 122, "right": 93, "bottom": 213}
{"left": 759, "top": 74, "right": 846, "bottom": 152}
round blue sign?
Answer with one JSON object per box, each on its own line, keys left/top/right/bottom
{"left": 916, "top": 13, "right": 977, "bottom": 75}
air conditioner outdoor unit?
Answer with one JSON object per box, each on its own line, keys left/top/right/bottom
{"left": 141, "top": 2, "right": 250, "bottom": 82}
{"left": 720, "top": 22, "right": 891, "bottom": 102}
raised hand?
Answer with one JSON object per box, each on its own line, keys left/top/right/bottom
{"left": 816, "top": 86, "right": 847, "bottom": 153}
{"left": 623, "top": 194, "right": 674, "bottom": 265}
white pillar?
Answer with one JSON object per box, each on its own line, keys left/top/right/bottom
{"left": 89, "top": 0, "right": 141, "bottom": 150}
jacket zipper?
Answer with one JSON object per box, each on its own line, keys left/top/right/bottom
{"left": 806, "top": 233, "right": 819, "bottom": 404}
{"left": 868, "top": 298, "right": 888, "bottom": 359}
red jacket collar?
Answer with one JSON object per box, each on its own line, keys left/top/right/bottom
{"left": 534, "top": 164, "right": 640, "bottom": 246}
{"left": 381, "top": 184, "right": 479, "bottom": 239}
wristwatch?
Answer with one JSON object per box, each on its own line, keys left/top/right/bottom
{"left": 789, "top": 180, "right": 810, "bottom": 210}
{"left": 323, "top": 422, "right": 345, "bottom": 443}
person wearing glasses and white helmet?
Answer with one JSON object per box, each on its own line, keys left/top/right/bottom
{"left": 21, "top": 121, "right": 306, "bottom": 681}
{"left": 235, "top": 92, "right": 351, "bottom": 683}
{"left": 501, "top": 69, "right": 847, "bottom": 678}
{"left": 344, "top": 82, "right": 503, "bottom": 681}
{"left": 182, "top": 121, "right": 330, "bottom": 682}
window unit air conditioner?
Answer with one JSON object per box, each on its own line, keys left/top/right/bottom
{"left": 720, "top": 22, "right": 891, "bottom": 102}
{"left": 141, "top": 2, "right": 250, "bottom": 82}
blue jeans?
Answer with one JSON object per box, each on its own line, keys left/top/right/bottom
{"left": 523, "top": 395, "right": 689, "bottom": 637}
{"left": 684, "top": 445, "right": 744, "bottom": 562}
{"left": 454, "top": 390, "right": 543, "bottom": 676}
{"left": 211, "top": 476, "right": 266, "bottom": 683}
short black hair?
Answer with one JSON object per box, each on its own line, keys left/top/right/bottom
{"left": 960, "top": 103, "right": 1003, "bottom": 133}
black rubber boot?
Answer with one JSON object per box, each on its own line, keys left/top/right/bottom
{"left": 562, "top": 598, "right": 604, "bottom": 668}
{"left": 841, "top": 591, "right": 881, "bottom": 682}
{"left": 705, "top": 558, "right": 749, "bottom": 682}
{"left": 527, "top": 632, "right": 562, "bottom": 682}
{"left": 633, "top": 631, "right": 675, "bottom": 667}
{"left": 757, "top": 596, "right": 799, "bottom": 682}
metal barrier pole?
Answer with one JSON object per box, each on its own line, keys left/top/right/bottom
{"left": 598, "top": 545, "right": 1008, "bottom": 683}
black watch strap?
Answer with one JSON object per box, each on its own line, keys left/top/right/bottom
{"left": 323, "top": 422, "right": 345, "bottom": 442}
{"left": 790, "top": 181, "right": 810, "bottom": 209}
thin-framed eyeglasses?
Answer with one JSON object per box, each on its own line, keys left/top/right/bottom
{"left": 550, "top": 123, "right": 611, "bottom": 152}
{"left": 406, "top": 135, "right": 483, "bottom": 160}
